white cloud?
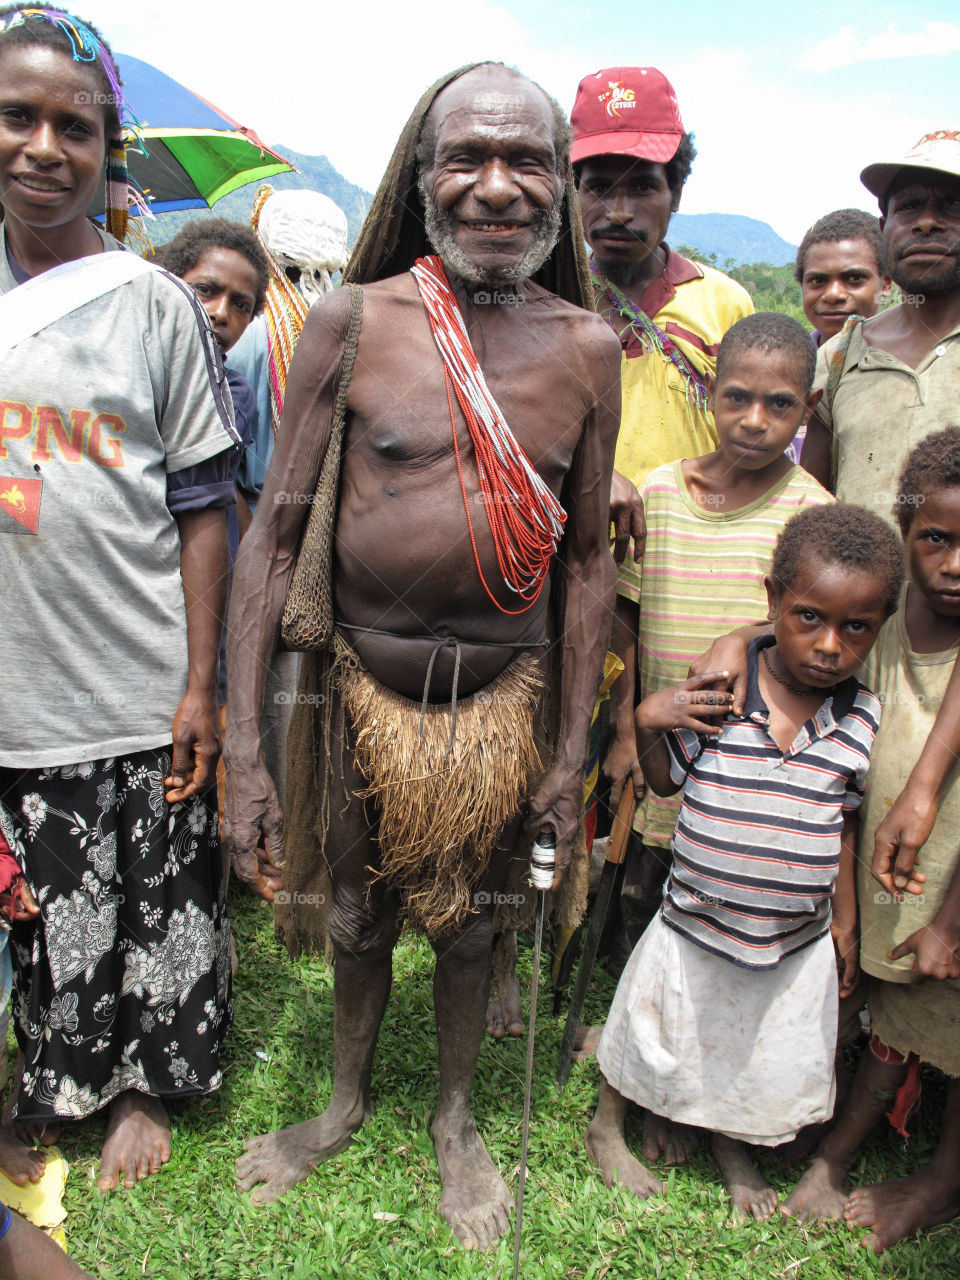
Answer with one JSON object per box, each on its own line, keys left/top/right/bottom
{"left": 799, "top": 21, "right": 960, "bottom": 72}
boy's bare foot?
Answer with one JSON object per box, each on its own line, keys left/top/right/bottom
{"left": 237, "top": 1098, "right": 366, "bottom": 1204}
{"left": 432, "top": 1112, "right": 512, "bottom": 1250}
{"left": 642, "top": 1110, "right": 698, "bottom": 1166}
{"left": 713, "top": 1133, "right": 778, "bottom": 1221}
{"left": 484, "top": 974, "right": 523, "bottom": 1040}
{"left": 0, "top": 1125, "right": 46, "bottom": 1185}
{"left": 782, "top": 1154, "right": 849, "bottom": 1220}
{"left": 775, "top": 1119, "right": 832, "bottom": 1166}
{"left": 570, "top": 1025, "right": 603, "bottom": 1062}
{"left": 97, "top": 1092, "right": 171, "bottom": 1191}
{"left": 844, "top": 1169, "right": 960, "bottom": 1253}
{"left": 586, "top": 1114, "right": 663, "bottom": 1199}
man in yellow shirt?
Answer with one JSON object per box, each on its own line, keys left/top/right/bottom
{"left": 569, "top": 67, "right": 753, "bottom": 967}
{"left": 572, "top": 67, "right": 753, "bottom": 511}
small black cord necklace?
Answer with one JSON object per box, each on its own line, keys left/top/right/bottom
{"left": 762, "top": 645, "right": 832, "bottom": 697}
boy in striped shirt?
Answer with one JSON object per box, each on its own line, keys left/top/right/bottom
{"left": 606, "top": 314, "right": 832, "bottom": 933}
{"left": 588, "top": 505, "right": 905, "bottom": 1219}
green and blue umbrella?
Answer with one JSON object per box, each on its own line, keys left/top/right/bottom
{"left": 99, "top": 53, "right": 295, "bottom": 215}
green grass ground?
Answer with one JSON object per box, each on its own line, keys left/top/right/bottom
{"left": 52, "top": 890, "right": 959, "bottom": 1279}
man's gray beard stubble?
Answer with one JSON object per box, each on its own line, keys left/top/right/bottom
{"left": 418, "top": 172, "right": 563, "bottom": 286}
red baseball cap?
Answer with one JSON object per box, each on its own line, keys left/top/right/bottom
{"left": 570, "top": 67, "right": 685, "bottom": 166}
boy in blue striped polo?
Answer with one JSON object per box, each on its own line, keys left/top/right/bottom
{"left": 586, "top": 504, "right": 905, "bottom": 1219}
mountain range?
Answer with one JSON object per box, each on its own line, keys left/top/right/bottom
{"left": 150, "top": 147, "right": 796, "bottom": 268}
{"left": 669, "top": 212, "right": 797, "bottom": 268}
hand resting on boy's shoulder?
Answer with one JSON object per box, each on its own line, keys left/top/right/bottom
{"left": 634, "top": 672, "right": 734, "bottom": 796}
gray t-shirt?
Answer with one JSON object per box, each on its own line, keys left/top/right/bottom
{"left": 0, "top": 228, "right": 237, "bottom": 767}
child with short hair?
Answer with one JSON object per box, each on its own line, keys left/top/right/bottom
{"left": 787, "top": 210, "right": 892, "bottom": 464}
{"left": 794, "top": 208, "right": 891, "bottom": 347}
{"left": 155, "top": 217, "right": 267, "bottom": 531}
{"left": 605, "top": 313, "right": 832, "bottom": 964}
{"left": 157, "top": 220, "right": 268, "bottom": 873}
{"left": 588, "top": 503, "right": 905, "bottom": 1219}
{"left": 783, "top": 429, "right": 960, "bottom": 1251}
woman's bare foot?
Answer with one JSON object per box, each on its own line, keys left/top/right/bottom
{"left": 844, "top": 1168, "right": 960, "bottom": 1253}
{"left": 585, "top": 1113, "right": 663, "bottom": 1199}
{"left": 2, "top": 1083, "right": 60, "bottom": 1150}
{"left": 782, "top": 1155, "right": 849, "bottom": 1220}
{"left": 484, "top": 972, "right": 523, "bottom": 1041}
{"left": 642, "top": 1110, "right": 698, "bottom": 1166}
{"left": 0, "top": 1125, "right": 46, "bottom": 1186}
{"left": 97, "top": 1092, "right": 171, "bottom": 1191}
{"left": 432, "top": 1112, "right": 512, "bottom": 1250}
{"left": 570, "top": 1025, "right": 604, "bottom": 1062}
{"left": 713, "top": 1133, "right": 778, "bottom": 1221}
{"left": 237, "top": 1099, "right": 366, "bottom": 1205}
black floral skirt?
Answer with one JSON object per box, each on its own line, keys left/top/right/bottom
{"left": 0, "top": 748, "right": 232, "bottom": 1122}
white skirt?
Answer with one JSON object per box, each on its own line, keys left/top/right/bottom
{"left": 596, "top": 914, "right": 838, "bottom": 1145}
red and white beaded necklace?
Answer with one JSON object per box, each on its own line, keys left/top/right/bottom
{"left": 410, "top": 255, "right": 567, "bottom": 614}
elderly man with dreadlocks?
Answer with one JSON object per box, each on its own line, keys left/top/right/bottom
{"left": 224, "top": 63, "right": 621, "bottom": 1248}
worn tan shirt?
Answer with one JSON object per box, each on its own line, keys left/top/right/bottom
{"left": 813, "top": 318, "right": 960, "bottom": 524}
{"left": 858, "top": 599, "right": 960, "bottom": 985}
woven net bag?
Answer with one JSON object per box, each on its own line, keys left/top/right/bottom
{"left": 281, "top": 284, "right": 363, "bottom": 650}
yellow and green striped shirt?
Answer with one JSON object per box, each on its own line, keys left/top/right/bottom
{"left": 624, "top": 459, "right": 833, "bottom": 847}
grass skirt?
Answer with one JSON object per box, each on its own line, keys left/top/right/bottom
{"left": 336, "top": 639, "right": 543, "bottom": 934}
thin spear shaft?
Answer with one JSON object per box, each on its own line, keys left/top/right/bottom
{"left": 512, "top": 888, "right": 545, "bottom": 1280}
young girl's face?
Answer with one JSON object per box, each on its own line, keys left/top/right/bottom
{"left": 905, "top": 487, "right": 960, "bottom": 618}
{"left": 0, "top": 44, "right": 106, "bottom": 237}
{"left": 765, "top": 557, "right": 889, "bottom": 690}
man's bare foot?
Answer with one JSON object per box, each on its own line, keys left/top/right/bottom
{"left": 0, "top": 1125, "right": 46, "bottom": 1186}
{"left": 485, "top": 973, "right": 523, "bottom": 1040}
{"left": 585, "top": 1113, "right": 664, "bottom": 1199}
{"left": 97, "top": 1092, "right": 171, "bottom": 1191}
{"left": 782, "top": 1155, "right": 849, "bottom": 1221}
{"left": 844, "top": 1169, "right": 960, "bottom": 1253}
{"left": 432, "top": 1113, "right": 512, "bottom": 1250}
{"left": 713, "top": 1133, "right": 778, "bottom": 1221}
{"left": 237, "top": 1102, "right": 365, "bottom": 1205}
{"left": 570, "top": 1025, "right": 603, "bottom": 1062}
{"left": 642, "top": 1110, "right": 698, "bottom": 1166}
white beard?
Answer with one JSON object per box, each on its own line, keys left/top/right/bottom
{"left": 418, "top": 172, "right": 562, "bottom": 287}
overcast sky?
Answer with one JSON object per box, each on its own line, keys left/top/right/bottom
{"left": 78, "top": 0, "right": 960, "bottom": 243}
